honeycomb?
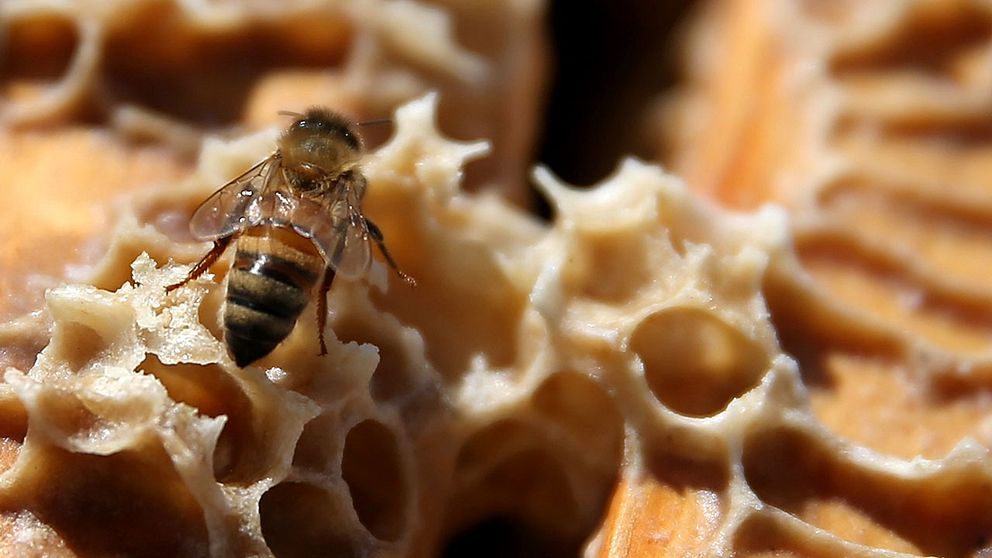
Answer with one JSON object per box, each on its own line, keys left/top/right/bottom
{"left": 1, "top": 80, "right": 795, "bottom": 556}
{"left": 6, "top": 0, "right": 992, "bottom": 557}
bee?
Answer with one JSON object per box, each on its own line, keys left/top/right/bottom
{"left": 167, "top": 108, "right": 414, "bottom": 367}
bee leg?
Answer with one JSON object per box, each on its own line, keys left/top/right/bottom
{"left": 316, "top": 267, "right": 336, "bottom": 356}
{"left": 165, "top": 236, "right": 234, "bottom": 292}
{"left": 365, "top": 218, "right": 416, "bottom": 286}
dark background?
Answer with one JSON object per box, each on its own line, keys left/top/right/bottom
{"left": 537, "top": 0, "right": 696, "bottom": 187}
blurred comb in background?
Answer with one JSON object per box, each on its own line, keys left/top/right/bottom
{"left": 597, "top": 0, "right": 992, "bottom": 556}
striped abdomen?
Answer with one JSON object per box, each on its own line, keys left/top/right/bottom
{"left": 224, "top": 226, "right": 323, "bottom": 367}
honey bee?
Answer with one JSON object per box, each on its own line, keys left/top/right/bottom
{"left": 167, "top": 108, "right": 414, "bottom": 367}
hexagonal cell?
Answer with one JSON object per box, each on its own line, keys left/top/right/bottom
{"left": 100, "top": 2, "right": 352, "bottom": 125}
{"left": 369, "top": 228, "right": 525, "bottom": 381}
{"left": 51, "top": 321, "right": 105, "bottom": 373}
{"left": 133, "top": 194, "right": 204, "bottom": 245}
{"left": 335, "top": 314, "right": 446, "bottom": 430}
{"left": 572, "top": 232, "right": 654, "bottom": 304}
{"left": 0, "top": 14, "right": 79, "bottom": 104}
{"left": 139, "top": 355, "right": 257, "bottom": 483}
{"left": 531, "top": 371, "right": 623, "bottom": 467}
{"left": 450, "top": 419, "right": 597, "bottom": 554}
{"left": 259, "top": 481, "right": 360, "bottom": 558}
{"left": 631, "top": 308, "right": 770, "bottom": 417}
{"left": 14, "top": 444, "right": 210, "bottom": 557}
{"left": 195, "top": 284, "right": 226, "bottom": 343}
{"left": 341, "top": 419, "right": 408, "bottom": 542}
{"left": 292, "top": 413, "right": 341, "bottom": 475}
{"left": 332, "top": 312, "right": 418, "bottom": 403}
{"left": 448, "top": 446, "right": 583, "bottom": 555}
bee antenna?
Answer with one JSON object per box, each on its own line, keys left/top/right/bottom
{"left": 278, "top": 110, "right": 304, "bottom": 119}
{"left": 357, "top": 118, "right": 392, "bottom": 128}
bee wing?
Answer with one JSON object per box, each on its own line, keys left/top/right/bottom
{"left": 291, "top": 174, "right": 371, "bottom": 280}
{"left": 331, "top": 201, "right": 373, "bottom": 280}
{"left": 188, "top": 155, "right": 281, "bottom": 240}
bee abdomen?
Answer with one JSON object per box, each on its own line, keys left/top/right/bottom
{"left": 224, "top": 245, "right": 320, "bottom": 367}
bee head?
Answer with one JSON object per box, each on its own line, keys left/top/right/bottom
{"left": 278, "top": 108, "right": 363, "bottom": 190}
